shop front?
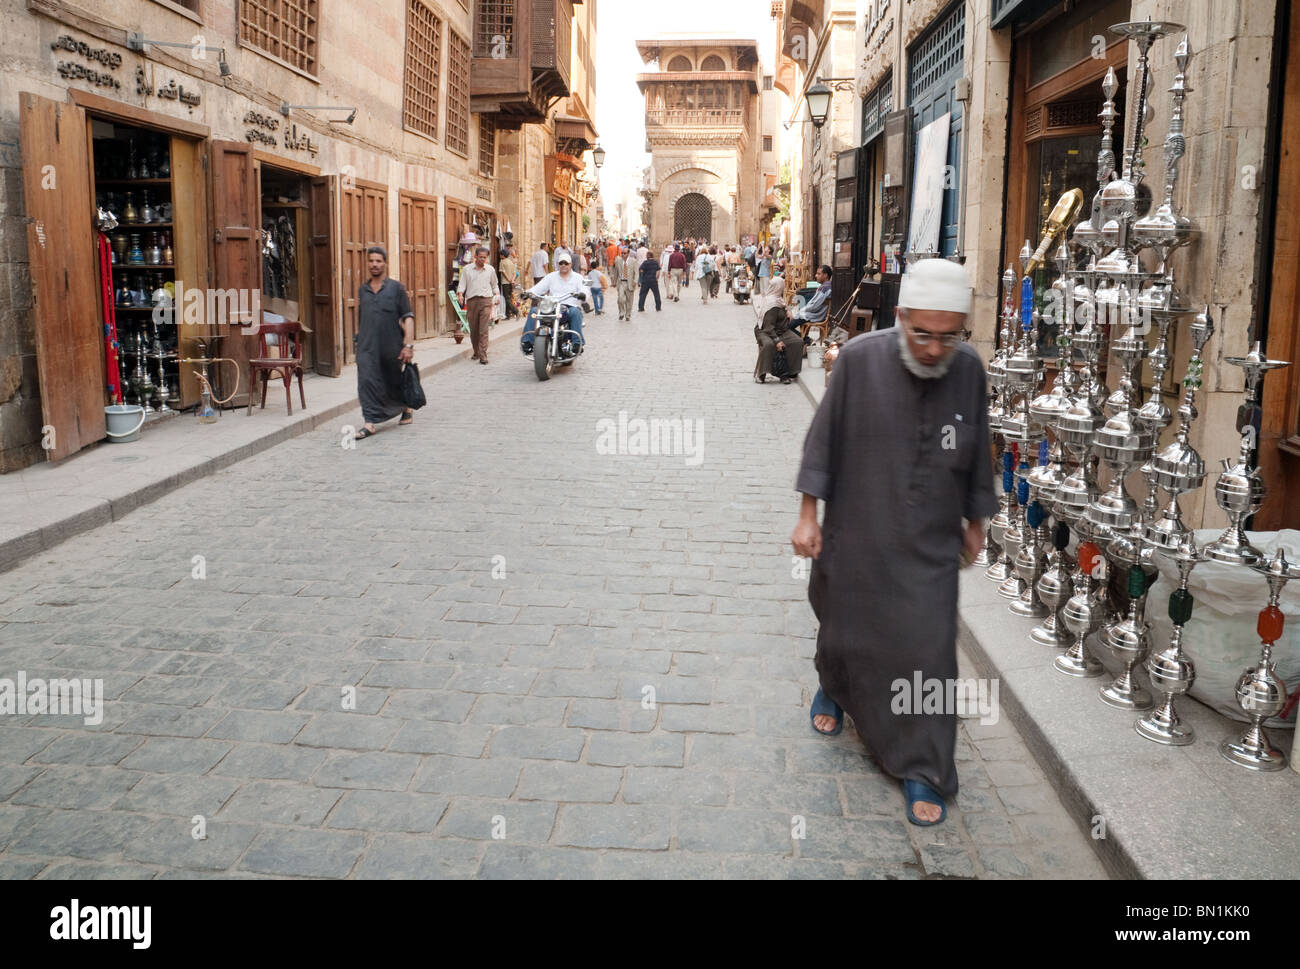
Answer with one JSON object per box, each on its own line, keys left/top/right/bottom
{"left": 17, "top": 65, "right": 349, "bottom": 460}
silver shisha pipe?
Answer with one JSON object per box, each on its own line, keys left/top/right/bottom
{"left": 986, "top": 266, "right": 1021, "bottom": 583}
{"left": 1137, "top": 533, "right": 1205, "bottom": 745}
{"left": 1057, "top": 517, "right": 1107, "bottom": 677}
{"left": 1132, "top": 35, "right": 1197, "bottom": 276}
{"left": 1220, "top": 548, "right": 1300, "bottom": 770}
{"left": 1204, "top": 342, "right": 1292, "bottom": 565}
{"left": 1146, "top": 307, "right": 1214, "bottom": 550}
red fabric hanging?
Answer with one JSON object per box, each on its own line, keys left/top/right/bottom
{"left": 98, "top": 232, "right": 123, "bottom": 404}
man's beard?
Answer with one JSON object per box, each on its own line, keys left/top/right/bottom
{"left": 897, "top": 327, "right": 956, "bottom": 380}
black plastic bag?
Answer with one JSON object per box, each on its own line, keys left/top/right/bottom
{"left": 401, "top": 362, "right": 427, "bottom": 410}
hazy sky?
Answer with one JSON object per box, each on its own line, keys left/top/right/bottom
{"left": 593, "top": 0, "right": 778, "bottom": 224}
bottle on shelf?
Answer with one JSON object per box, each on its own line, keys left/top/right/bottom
{"left": 128, "top": 233, "right": 144, "bottom": 265}
{"left": 161, "top": 231, "right": 173, "bottom": 265}
{"left": 122, "top": 192, "right": 138, "bottom": 223}
{"left": 140, "top": 190, "right": 154, "bottom": 224}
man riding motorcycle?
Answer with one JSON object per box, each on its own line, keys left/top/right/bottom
{"left": 520, "top": 252, "right": 591, "bottom": 356}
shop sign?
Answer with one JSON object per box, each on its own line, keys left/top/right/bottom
{"left": 476, "top": 186, "right": 492, "bottom": 201}
{"left": 135, "top": 68, "right": 201, "bottom": 112}
{"left": 282, "top": 122, "right": 319, "bottom": 156}
{"left": 553, "top": 166, "right": 573, "bottom": 199}
{"left": 244, "top": 109, "right": 279, "bottom": 148}
{"left": 51, "top": 34, "right": 122, "bottom": 90}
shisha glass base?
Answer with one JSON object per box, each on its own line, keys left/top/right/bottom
{"left": 1099, "top": 563, "right": 1154, "bottom": 710}
{"left": 1057, "top": 533, "right": 1106, "bottom": 677}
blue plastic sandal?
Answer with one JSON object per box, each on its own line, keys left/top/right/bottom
{"left": 903, "top": 778, "right": 948, "bottom": 826}
{"left": 810, "top": 687, "right": 843, "bottom": 736}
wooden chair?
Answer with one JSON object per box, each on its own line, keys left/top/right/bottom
{"left": 247, "top": 321, "right": 306, "bottom": 416}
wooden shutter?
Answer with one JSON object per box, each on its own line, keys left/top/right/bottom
{"left": 209, "top": 140, "right": 260, "bottom": 406}
{"left": 341, "top": 181, "right": 390, "bottom": 363}
{"left": 309, "top": 175, "right": 339, "bottom": 375}
{"left": 400, "top": 192, "right": 439, "bottom": 340}
{"left": 19, "top": 93, "right": 104, "bottom": 461}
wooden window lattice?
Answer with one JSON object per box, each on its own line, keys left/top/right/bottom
{"left": 474, "top": 0, "right": 515, "bottom": 57}
{"left": 1047, "top": 99, "right": 1102, "bottom": 129}
{"left": 405, "top": 0, "right": 442, "bottom": 140}
{"left": 446, "top": 29, "right": 471, "bottom": 157}
{"left": 479, "top": 115, "right": 496, "bottom": 177}
{"left": 239, "top": 0, "right": 319, "bottom": 75}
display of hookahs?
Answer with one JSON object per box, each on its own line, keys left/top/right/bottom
{"left": 978, "top": 20, "right": 1295, "bottom": 771}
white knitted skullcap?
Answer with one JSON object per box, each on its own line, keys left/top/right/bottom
{"left": 898, "top": 258, "right": 972, "bottom": 316}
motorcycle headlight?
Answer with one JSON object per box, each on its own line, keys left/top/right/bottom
{"left": 540, "top": 298, "right": 557, "bottom": 314}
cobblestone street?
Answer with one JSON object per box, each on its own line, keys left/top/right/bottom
{"left": 0, "top": 293, "right": 1106, "bottom": 879}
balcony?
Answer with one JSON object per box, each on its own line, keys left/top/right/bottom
{"left": 470, "top": 0, "right": 577, "bottom": 128}
{"left": 645, "top": 108, "right": 745, "bottom": 128}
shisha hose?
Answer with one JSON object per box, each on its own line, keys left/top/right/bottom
{"left": 180, "top": 357, "right": 241, "bottom": 407}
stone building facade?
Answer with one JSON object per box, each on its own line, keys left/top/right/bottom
{"left": 636, "top": 37, "right": 772, "bottom": 246}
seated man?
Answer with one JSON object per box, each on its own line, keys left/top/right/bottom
{"left": 520, "top": 252, "right": 591, "bottom": 355}
{"left": 792, "top": 264, "right": 834, "bottom": 332}
{"left": 754, "top": 304, "right": 804, "bottom": 384}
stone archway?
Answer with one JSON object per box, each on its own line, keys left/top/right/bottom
{"left": 674, "top": 193, "right": 712, "bottom": 241}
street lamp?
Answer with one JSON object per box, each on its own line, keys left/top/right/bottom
{"left": 805, "top": 82, "right": 832, "bottom": 129}
{"left": 592, "top": 145, "right": 606, "bottom": 168}
{"left": 128, "top": 32, "right": 231, "bottom": 76}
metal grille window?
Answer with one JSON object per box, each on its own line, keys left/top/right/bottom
{"left": 479, "top": 116, "right": 496, "bottom": 176}
{"left": 446, "top": 29, "right": 471, "bottom": 157}
{"left": 762, "top": 74, "right": 774, "bottom": 90}
{"left": 861, "top": 72, "right": 892, "bottom": 144}
{"left": 239, "top": 0, "right": 320, "bottom": 75}
{"left": 763, "top": 135, "right": 773, "bottom": 152}
{"left": 667, "top": 55, "right": 692, "bottom": 72}
{"left": 700, "top": 54, "right": 726, "bottom": 71}
{"left": 908, "top": 3, "right": 965, "bottom": 104}
{"left": 474, "top": 0, "right": 514, "bottom": 57}
{"left": 674, "top": 193, "right": 711, "bottom": 241}
{"left": 404, "top": 0, "right": 442, "bottom": 140}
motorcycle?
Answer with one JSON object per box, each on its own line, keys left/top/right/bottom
{"left": 733, "top": 267, "right": 752, "bottom": 303}
{"left": 525, "top": 296, "right": 586, "bottom": 381}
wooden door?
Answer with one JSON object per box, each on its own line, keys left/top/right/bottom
{"left": 400, "top": 192, "right": 440, "bottom": 340}
{"left": 19, "top": 93, "right": 104, "bottom": 461}
{"left": 171, "top": 135, "right": 209, "bottom": 407}
{"left": 309, "top": 175, "right": 340, "bottom": 375}
{"left": 341, "top": 180, "right": 389, "bottom": 364}
{"left": 209, "top": 140, "right": 260, "bottom": 407}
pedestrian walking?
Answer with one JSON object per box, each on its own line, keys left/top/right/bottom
{"left": 637, "top": 251, "right": 662, "bottom": 312}
{"left": 552, "top": 240, "right": 572, "bottom": 272}
{"left": 682, "top": 241, "right": 694, "bottom": 289}
{"left": 530, "top": 243, "right": 549, "bottom": 286}
{"left": 695, "top": 246, "right": 715, "bottom": 303}
{"left": 667, "top": 244, "right": 686, "bottom": 301}
{"left": 457, "top": 245, "right": 499, "bottom": 366}
{"left": 614, "top": 244, "right": 636, "bottom": 321}
{"left": 498, "top": 246, "right": 520, "bottom": 318}
{"left": 353, "top": 246, "right": 415, "bottom": 439}
{"left": 791, "top": 258, "right": 995, "bottom": 827}
{"left": 709, "top": 246, "right": 722, "bottom": 298}
{"left": 585, "top": 264, "right": 608, "bottom": 315}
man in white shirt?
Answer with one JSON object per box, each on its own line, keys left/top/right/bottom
{"left": 456, "top": 245, "right": 500, "bottom": 365}
{"left": 659, "top": 242, "right": 674, "bottom": 294}
{"left": 552, "top": 240, "right": 573, "bottom": 271}
{"left": 530, "top": 244, "right": 550, "bottom": 285}
{"left": 694, "top": 247, "right": 715, "bottom": 303}
{"left": 521, "top": 252, "right": 591, "bottom": 355}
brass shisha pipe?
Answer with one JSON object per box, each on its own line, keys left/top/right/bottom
{"left": 1023, "top": 189, "right": 1085, "bottom": 277}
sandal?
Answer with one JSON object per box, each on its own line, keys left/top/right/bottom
{"left": 399, "top": 411, "right": 413, "bottom": 426}
{"left": 903, "top": 778, "right": 948, "bottom": 826}
{"left": 810, "top": 687, "right": 843, "bottom": 736}
{"left": 354, "top": 427, "right": 376, "bottom": 440}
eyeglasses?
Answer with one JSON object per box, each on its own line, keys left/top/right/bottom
{"left": 903, "top": 321, "right": 970, "bottom": 348}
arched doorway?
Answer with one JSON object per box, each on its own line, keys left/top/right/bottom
{"left": 674, "top": 193, "right": 711, "bottom": 242}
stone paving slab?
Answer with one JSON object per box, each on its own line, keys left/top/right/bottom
{"left": 0, "top": 301, "right": 1105, "bottom": 879}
